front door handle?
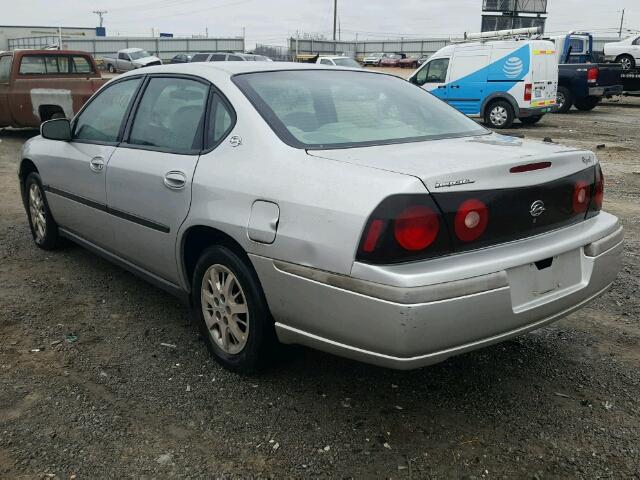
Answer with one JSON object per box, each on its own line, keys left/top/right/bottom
{"left": 89, "top": 156, "right": 105, "bottom": 172}
{"left": 450, "top": 84, "right": 460, "bottom": 89}
{"left": 163, "top": 170, "right": 187, "bottom": 190}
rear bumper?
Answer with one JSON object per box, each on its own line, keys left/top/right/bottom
{"left": 589, "top": 85, "right": 624, "bottom": 97}
{"left": 251, "top": 213, "right": 623, "bottom": 370}
{"left": 520, "top": 102, "right": 557, "bottom": 117}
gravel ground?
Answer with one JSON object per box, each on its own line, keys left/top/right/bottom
{"left": 0, "top": 88, "right": 639, "bottom": 478}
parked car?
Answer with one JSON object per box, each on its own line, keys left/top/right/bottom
{"left": 399, "top": 56, "right": 420, "bottom": 68}
{"left": 549, "top": 33, "right": 623, "bottom": 113}
{"left": 316, "top": 56, "right": 362, "bottom": 68}
{"left": 0, "top": 50, "right": 106, "bottom": 128}
{"left": 417, "top": 54, "right": 430, "bottom": 66}
{"left": 170, "top": 53, "right": 192, "bottom": 64}
{"left": 19, "top": 62, "right": 622, "bottom": 373}
{"left": 191, "top": 52, "right": 271, "bottom": 62}
{"left": 362, "top": 52, "right": 386, "bottom": 66}
{"left": 380, "top": 53, "right": 405, "bottom": 67}
{"left": 102, "top": 48, "right": 162, "bottom": 73}
{"left": 409, "top": 39, "right": 558, "bottom": 128}
{"left": 604, "top": 34, "right": 640, "bottom": 71}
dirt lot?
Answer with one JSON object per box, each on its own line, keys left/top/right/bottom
{"left": 1, "top": 86, "right": 639, "bottom": 478}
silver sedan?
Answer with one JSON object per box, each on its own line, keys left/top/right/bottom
{"left": 18, "top": 62, "right": 623, "bottom": 372}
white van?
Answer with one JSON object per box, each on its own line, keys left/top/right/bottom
{"left": 408, "top": 39, "right": 558, "bottom": 128}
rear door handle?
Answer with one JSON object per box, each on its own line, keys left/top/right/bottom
{"left": 163, "top": 170, "right": 187, "bottom": 190}
{"left": 89, "top": 156, "right": 105, "bottom": 172}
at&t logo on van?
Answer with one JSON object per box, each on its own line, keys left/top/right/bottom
{"left": 503, "top": 57, "right": 524, "bottom": 79}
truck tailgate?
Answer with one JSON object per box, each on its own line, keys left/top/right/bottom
{"left": 595, "top": 63, "right": 623, "bottom": 87}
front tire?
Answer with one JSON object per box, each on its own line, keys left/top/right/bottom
{"left": 616, "top": 54, "right": 635, "bottom": 71}
{"left": 192, "top": 246, "right": 276, "bottom": 373}
{"left": 555, "top": 86, "right": 573, "bottom": 113}
{"left": 484, "top": 100, "right": 514, "bottom": 129}
{"left": 574, "top": 96, "right": 601, "bottom": 111}
{"left": 107, "top": 64, "right": 116, "bottom": 73}
{"left": 25, "top": 173, "right": 61, "bottom": 250}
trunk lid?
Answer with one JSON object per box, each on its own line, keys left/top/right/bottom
{"left": 308, "top": 133, "right": 595, "bottom": 192}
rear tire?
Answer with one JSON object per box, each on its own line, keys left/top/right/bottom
{"left": 192, "top": 245, "right": 277, "bottom": 373}
{"left": 574, "top": 96, "right": 601, "bottom": 111}
{"left": 484, "top": 100, "right": 515, "bottom": 129}
{"left": 520, "top": 115, "right": 543, "bottom": 125}
{"left": 107, "top": 64, "right": 116, "bottom": 73}
{"left": 25, "top": 173, "right": 61, "bottom": 250}
{"left": 616, "top": 54, "right": 635, "bottom": 71}
{"left": 555, "top": 86, "right": 573, "bottom": 113}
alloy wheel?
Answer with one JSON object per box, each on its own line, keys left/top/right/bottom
{"left": 489, "top": 106, "right": 508, "bottom": 127}
{"left": 28, "top": 183, "right": 46, "bottom": 243}
{"left": 201, "top": 264, "right": 249, "bottom": 355}
{"left": 556, "top": 91, "right": 566, "bottom": 110}
{"left": 619, "top": 57, "right": 631, "bottom": 71}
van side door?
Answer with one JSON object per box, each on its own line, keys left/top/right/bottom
{"left": 410, "top": 57, "right": 450, "bottom": 101}
{"left": 447, "top": 49, "right": 490, "bottom": 115}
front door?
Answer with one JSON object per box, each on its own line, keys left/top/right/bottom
{"left": 0, "top": 55, "right": 12, "bottom": 127}
{"left": 412, "top": 57, "right": 450, "bottom": 101}
{"left": 40, "top": 76, "right": 143, "bottom": 247}
{"left": 105, "top": 75, "right": 210, "bottom": 283}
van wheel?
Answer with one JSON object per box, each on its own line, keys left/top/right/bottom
{"left": 25, "top": 173, "right": 61, "bottom": 250}
{"left": 485, "top": 100, "right": 514, "bottom": 129}
{"left": 520, "top": 115, "right": 543, "bottom": 125}
{"left": 555, "top": 86, "right": 572, "bottom": 113}
{"left": 574, "top": 96, "right": 601, "bottom": 111}
{"left": 192, "top": 245, "right": 277, "bottom": 373}
{"left": 616, "top": 54, "right": 635, "bottom": 71}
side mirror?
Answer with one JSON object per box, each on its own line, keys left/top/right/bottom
{"left": 41, "top": 118, "right": 71, "bottom": 141}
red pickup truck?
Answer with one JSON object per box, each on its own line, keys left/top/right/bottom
{"left": 0, "top": 50, "right": 106, "bottom": 128}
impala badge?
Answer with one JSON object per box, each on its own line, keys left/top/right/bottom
{"left": 529, "top": 200, "right": 546, "bottom": 217}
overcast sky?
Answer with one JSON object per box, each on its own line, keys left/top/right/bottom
{"left": 3, "top": 0, "right": 639, "bottom": 46}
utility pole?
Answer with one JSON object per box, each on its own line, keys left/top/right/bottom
{"left": 618, "top": 9, "right": 625, "bottom": 38}
{"left": 332, "top": 0, "right": 337, "bottom": 41}
{"left": 92, "top": 10, "right": 107, "bottom": 28}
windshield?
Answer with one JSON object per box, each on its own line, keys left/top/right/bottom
{"left": 333, "top": 57, "right": 361, "bottom": 68}
{"left": 129, "top": 50, "right": 151, "bottom": 60}
{"left": 233, "top": 70, "right": 487, "bottom": 149}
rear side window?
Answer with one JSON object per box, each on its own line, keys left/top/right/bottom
{"left": 118, "top": 52, "right": 129, "bottom": 60}
{"left": 228, "top": 55, "right": 243, "bottom": 61}
{"left": 210, "top": 54, "right": 226, "bottom": 61}
{"left": 128, "top": 77, "right": 208, "bottom": 152}
{"left": 74, "top": 78, "right": 142, "bottom": 143}
{"left": 0, "top": 56, "right": 11, "bottom": 82}
{"left": 19, "top": 56, "right": 46, "bottom": 74}
{"left": 634, "top": 37, "right": 640, "bottom": 46}
{"left": 191, "top": 53, "right": 210, "bottom": 62}
{"left": 207, "top": 94, "right": 234, "bottom": 146}
{"left": 72, "top": 56, "right": 93, "bottom": 73}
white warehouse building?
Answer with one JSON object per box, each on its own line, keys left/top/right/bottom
{"left": 0, "top": 25, "right": 97, "bottom": 51}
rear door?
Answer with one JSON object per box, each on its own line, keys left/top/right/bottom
{"left": 530, "top": 43, "right": 558, "bottom": 108}
{"left": 0, "top": 54, "right": 12, "bottom": 127}
{"left": 40, "top": 76, "right": 143, "bottom": 247}
{"left": 412, "top": 57, "right": 450, "bottom": 101}
{"left": 105, "top": 75, "right": 213, "bottom": 283}
{"left": 447, "top": 47, "right": 489, "bottom": 115}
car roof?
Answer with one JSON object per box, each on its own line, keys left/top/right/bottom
{"left": 119, "top": 61, "right": 368, "bottom": 80}
{"left": 122, "top": 47, "right": 145, "bottom": 53}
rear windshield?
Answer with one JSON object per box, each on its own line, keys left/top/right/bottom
{"left": 18, "top": 55, "right": 95, "bottom": 75}
{"left": 233, "top": 70, "right": 487, "bottom": 149}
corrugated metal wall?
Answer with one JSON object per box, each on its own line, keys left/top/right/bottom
{"left": 289, "top": 38, "right": 451, "bottom": 58}
{"left": 8, "top": 36, "right": 245, "bottom": 61}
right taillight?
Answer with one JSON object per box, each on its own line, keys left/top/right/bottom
{"left": 587, "top": 67, "right": 598, "bottom": 84}
{"left": 454, "top": 199, "right": 489, "bottom": 242}
{"left": 356, "top": 194, "right": 451, "bottom": 264}
{"left": 572, "top": 181, "right": 591, "bottom": 214}
{"left": 587, "top": 163, "right": 604, "bottom": 217}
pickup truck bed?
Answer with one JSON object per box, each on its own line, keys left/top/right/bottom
{"left": 0, "top": 50, "right": 106, "bottom": 128}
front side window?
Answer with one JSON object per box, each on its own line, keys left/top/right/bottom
{"left": 128, "top": 77, "right": 208, "bottom": 152}
{"left": 74, "top": 78, "right": 142, "bottom": 143}
{"left": 191, "top": 53, "right": 209, "bottom": 62}
{"left": 118, "top": 52, "right": 129, "bottom": 60}
{"left": 233, "top": 70, "right": 485, "bottom": 149}
{"left": 0, "top": 56, "right": 11, "bottom": 82}
{"left": 415, "top": 58, "right": 449, "bottom": 85}
{"left": 129, "top": 50, "right": 150, "bottom": 60}
{"left": 320, "top": 59, "right": 333, "bottom": 65}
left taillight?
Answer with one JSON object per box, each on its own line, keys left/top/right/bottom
{"left": 356, "top": 195, "right": 451, "bottom": 264}
{"left": 524, "top": 83, "right": 532, "bottom": 102}
{"left": 587, "top": 67, "right": 599, "bottom": 84}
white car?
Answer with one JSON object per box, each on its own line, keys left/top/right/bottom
{"left": 362, "top": 52, "right": 387, "bottom": 66}
{"left": 604, "top": 34, "right": 640, "bottom": 71}
{"left": 316, "top": 56, "right": 362, "bottom": 68}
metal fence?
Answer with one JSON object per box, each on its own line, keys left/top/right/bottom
{"left": 289, "top": 38, "right": 452, "bottom": 59}
{"left": 254, "top": 43, "right": 291, "bottom": 61}
{"left": 8, "top": 36, "right": 245, "bottom": 62}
